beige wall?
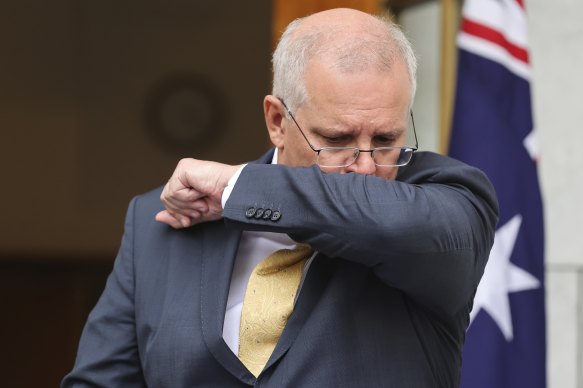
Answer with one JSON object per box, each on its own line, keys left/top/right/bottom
{"left": 530, "top": 0, "right": 583, "bottom": 386}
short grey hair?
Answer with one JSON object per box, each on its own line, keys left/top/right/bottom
{"left": 272, "top": 14, "right": 417, "bottom": 114}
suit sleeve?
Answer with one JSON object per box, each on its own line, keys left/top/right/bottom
{"left": 222, "top": 152, "right": 499, "bottom": 317}
{"left": 62, "top": 197, "right": 146, "bottom": 387}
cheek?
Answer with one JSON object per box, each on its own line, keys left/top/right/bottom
{"left": 291, "top": 139, "right": 317, "bottom": 166}
{"left": 294, "top": 146, "right": 318, "bottom": 167}
{"left": 282, "top": 136, "right": 317, "bottom": 167}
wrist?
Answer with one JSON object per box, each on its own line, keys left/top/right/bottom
{"left": 220, "top": 164, "right": 247, "bottom": 208}
{"left": 220, "top": 164, "right": 243, "bottom": 188}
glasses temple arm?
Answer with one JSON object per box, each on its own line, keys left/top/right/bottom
{"left": 280, "top": 99, "right": 320, "bottom": 152}
{"left": 410, "top": 110, "right": 419, "bottom": 150}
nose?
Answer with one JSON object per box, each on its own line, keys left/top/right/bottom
{"left": 345, "top": 151, "right": 376, "bottom": 175}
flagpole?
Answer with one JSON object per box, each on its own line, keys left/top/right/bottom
{"left": 439, "top": 0, "right": 459, "bottom": 155}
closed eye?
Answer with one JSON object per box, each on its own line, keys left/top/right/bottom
{"left": 311, "top": 128, "right": 354, "bottom": 146}
{"left": 373, "top": 135, "right": 398, "bottom": 146}
{"left": 321, "top": 135, "right": 352, "bottom": 145}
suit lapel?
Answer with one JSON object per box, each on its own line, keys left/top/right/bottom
{"left": 198, "top": 221, "right": 257, "bottom": 383}
{"left": 197, "top": 229, "right": 333, "bottom": 383}
{"left": 198, "top": 147, "right": 276, "bottom": 369}
{"left": 198, "top": 147, "right": 304, "bottom": 382}
{"left": 263, "top": 254, "right": 335, "bottom": 373}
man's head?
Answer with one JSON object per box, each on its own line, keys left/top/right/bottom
{"left": 264, "top": 8, "right": 418, "bottom": 180}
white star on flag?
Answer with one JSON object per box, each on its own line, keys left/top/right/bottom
{"left": 469, "top": 214, "right": 541, "bottom": 341}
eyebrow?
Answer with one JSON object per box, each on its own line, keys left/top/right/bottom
{"left": 310, "top": 126, "right": 353, "bottom": 137}
{"left": 380, "top": 127, "right": 405, "bottom": 139}
{"left": 309, "top": 126, "right": 405, "bottom": 139}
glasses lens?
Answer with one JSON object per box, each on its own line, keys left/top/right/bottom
{"left": 373, "top": 148, "right": 414, "bottom": 167}
{"left": 318, "top": 148, "right": 359, "bottom": 167}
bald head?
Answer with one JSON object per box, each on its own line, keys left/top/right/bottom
{"left": 272, "top": 8, "right": 417, "bottom": 112}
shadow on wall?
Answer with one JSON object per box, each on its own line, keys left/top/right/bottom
{"left": 0, "top": 0, "right": 272, "bottom": 386}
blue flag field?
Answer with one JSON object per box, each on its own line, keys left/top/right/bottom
{"left": 449, "top": 0, "right": 546, "bottom": 387}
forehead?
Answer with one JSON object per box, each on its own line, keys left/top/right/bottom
{"left": 301, "top": 58, "right": 412, "bottom": 125}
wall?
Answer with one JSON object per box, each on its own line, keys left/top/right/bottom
{"left": 529, "top": 0, "right": 583, "bottom": 386}
{"left": 400, "top": 2, "right": 442, "bottom": 154}
{"left": 0, "top": 0, "right": 272, "bottom": 258}
{"left": 0, "top": 1, "right": 272, "bottom": 386}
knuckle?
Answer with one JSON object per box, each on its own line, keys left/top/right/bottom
{"left": 177, "top": 157, "right": 194, "bottom": 168}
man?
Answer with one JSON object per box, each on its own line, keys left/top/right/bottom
{"left": 64, "top": 8, "right": 498, "bottom": 387}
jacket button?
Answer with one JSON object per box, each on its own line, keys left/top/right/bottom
{"left": 254, "top": 208, "right": 265, "bottom": 218}
{"left": 262, "top": 209, "right": 273, "bottom": 219}
{"left": 245, "top": 208, "right": 256, "bottom": 218}
{"left": 270, "top": 210, "right": 281, "bottom": 222}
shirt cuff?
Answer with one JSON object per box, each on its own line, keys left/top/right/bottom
{"left": 221, "top": 164, "right": 248, "bottom": 209}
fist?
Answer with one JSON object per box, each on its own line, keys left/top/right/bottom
{"left": 155, "top": 158, "right": 241, "bottom": 228}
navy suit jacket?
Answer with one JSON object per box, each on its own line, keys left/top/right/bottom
{"left": 63, "top": 150, "right": 498, "bottom": 387}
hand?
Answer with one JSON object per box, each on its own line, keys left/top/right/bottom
{"left": 155, "top": 158, "right": 241, "bottom": 229}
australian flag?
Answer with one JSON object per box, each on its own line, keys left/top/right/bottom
{"left": 449, "top": 0, "right": 546, "bottom": 387}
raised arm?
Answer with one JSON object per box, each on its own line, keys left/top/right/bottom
{"left": 156, "top": 151, "right": 498, "bottom": 316}
{"left": 221, "top": 152, "right": 498, "bottom": 316}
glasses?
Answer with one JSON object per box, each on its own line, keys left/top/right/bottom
{"left": 280, "top": 100, "right": 418, "bottom": 168}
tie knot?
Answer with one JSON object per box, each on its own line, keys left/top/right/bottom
{"left": 255, "top": 243, "right": 313, "bottom": 276}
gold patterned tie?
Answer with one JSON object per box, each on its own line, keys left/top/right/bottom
{"left": 238, "top": 243, "right": 313, "bottom": 377}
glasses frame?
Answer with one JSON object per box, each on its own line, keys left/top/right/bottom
{"left": 279, "top": 99, "right": 419, "bottom": 168}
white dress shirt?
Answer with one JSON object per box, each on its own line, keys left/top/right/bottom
{"left": 220, "top": 149, "right": 316, "bottom": 355}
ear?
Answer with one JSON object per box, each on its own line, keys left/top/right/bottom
{"left": 263, "top": 95, "right": 286, "bottom": 149}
